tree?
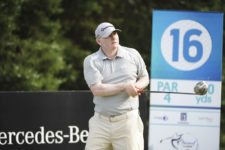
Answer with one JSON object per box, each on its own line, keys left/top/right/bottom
{"left": 0, "top": 0, "right": 66, "bottom": 90}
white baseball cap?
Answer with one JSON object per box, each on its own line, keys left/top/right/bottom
{"left": 95, "top": 22, "right": 121, "bottom": 38}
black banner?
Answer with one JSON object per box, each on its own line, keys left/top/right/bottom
{"left": 0, "top": 91, "right": 149, "bottom": 150}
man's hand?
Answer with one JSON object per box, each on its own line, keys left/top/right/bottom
{"left": 124, "top": 83, "right": 143, "bottom": 97}
{"left": 136, "top": 86, "right": 144, "bottom": 95}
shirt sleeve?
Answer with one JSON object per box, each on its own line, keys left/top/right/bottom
{"left": 136, "top": 51, "right": 149, "bottom": 79}
{"left": 83, "top": 56, "right": 103, "bottom": 87}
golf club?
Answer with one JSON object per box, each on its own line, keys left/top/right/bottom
{"left": 148, "top": 91, "right": 199, "bottom": 95}
{"left": 147, "top": 81, "right": 208, "bottom": 95}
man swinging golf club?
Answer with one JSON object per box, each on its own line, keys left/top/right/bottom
{"left": 83, "top": 22, "right": 149, "bottom": 150}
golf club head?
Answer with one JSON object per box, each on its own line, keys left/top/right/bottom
{"left": 194, "top": 81, "right": 208, "bottom": 95}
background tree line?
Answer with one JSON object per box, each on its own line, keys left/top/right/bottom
{"left": 0, "top": 0, "right": 224, "bottom": 148}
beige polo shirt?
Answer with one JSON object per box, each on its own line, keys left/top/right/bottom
{"left": 83, "top": 45, "right": 148, "bottom": 116}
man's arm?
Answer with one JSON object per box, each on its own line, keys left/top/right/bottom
{"left": 90, "top": 82, "right": 124, "bottom": 96}
{"left": 90, "top": 82, "right": 140, "bottom": 97}
{"left": 135, "top": 76, "right": 149, "bottom": 91}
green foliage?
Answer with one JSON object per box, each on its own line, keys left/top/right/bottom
{"left": 0, "top": 0, "right": 65, "bottom": 90}
{"left": 0, "top": 38, "right": 65, "bottom": 90}
{"left": 57, "top": 39, "right": 90, "bottom": 90}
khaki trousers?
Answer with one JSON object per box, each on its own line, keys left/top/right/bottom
{"left": 85, "top": 109, "right": 144, "bottom": 150}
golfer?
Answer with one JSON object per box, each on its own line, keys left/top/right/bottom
{"left": 83, "top": 22, "right": 149, "bottom": 150}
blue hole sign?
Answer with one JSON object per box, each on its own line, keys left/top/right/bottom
{"left": 151, "top": 10, "right": 223, "bottom": 81}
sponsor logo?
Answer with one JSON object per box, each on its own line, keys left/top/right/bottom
{"left": 180, "top": 112, "right": 187, "bottom": 122}
{"left": 160, "top": 133, "right": 199, "bottom": 150}
{"left": 153, "top": 115, "right": 168, "bottom": 121}
{"left": 178, "top": 112, "right": 189, "bottom": 125}
{"left": 0, "top": 125, "right": 88, "bottom": 145}
{"left": 198, "top": 116, "right": 214, "bottom": 123}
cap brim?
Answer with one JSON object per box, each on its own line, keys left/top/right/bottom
{"left": 101, "top": 29, "right": 121, "bottom": 38}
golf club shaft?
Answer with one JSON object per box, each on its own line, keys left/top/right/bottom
{"left": 147, "top": 90, "right": 198, "bottom": 95}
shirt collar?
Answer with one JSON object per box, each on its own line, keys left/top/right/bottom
{"left": 98, "top": 45, "right": 125, "bottom": 60}
{"left": 98, "top": 48, "right": 108, "bottom": 60}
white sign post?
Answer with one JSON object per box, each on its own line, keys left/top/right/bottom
{"left": 149, "top": 10, "right": 223, "bottom": 150}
